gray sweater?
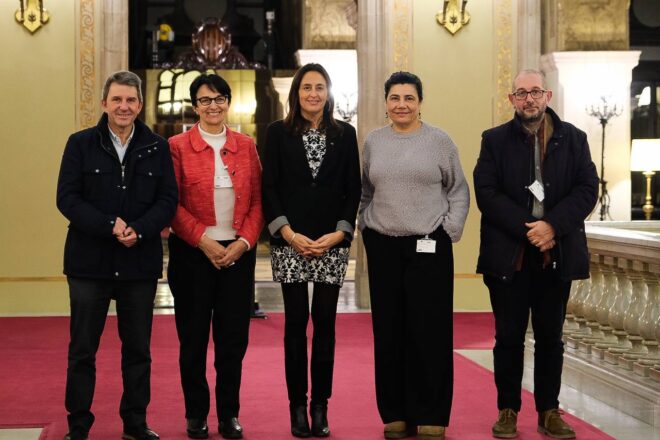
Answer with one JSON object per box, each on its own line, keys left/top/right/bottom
{"left": 359, "top": 122, "right": 470, "bottom": 242}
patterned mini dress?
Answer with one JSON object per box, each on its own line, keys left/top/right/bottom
{"left": 270, "top": 128, "right": 351, "bottom": 287}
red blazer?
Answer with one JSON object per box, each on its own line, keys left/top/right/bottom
{"left": 168, "top": 123, "right": 264, "bottom": 247}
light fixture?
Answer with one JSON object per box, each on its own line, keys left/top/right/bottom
{"left": 436, "top": 0, "right": 470, "bottom": 35}
{"left": 15, "top": 0, "right": 50, "bottom": 34}
{"left": 630, "top": 139, "right": 660, "bottom": 220}
{"left": 335, "top": 92, "right": 358, "bottom": 124}
{"left": 586, "top": 96, "right": 622, "bottom": 221}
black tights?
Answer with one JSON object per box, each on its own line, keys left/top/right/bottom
{"left": 282, "top": 282, "right": 340, "bottom": 407}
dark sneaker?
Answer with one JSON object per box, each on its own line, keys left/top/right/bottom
{"left": 538, "top": 409, "right": 576, "bottom": 439}
{"left": 492, "top": 408, "right": 518, "bottom": 438}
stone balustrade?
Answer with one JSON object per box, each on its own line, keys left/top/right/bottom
{"left": 565, "top": 222, "right": 660, "bottom": 374}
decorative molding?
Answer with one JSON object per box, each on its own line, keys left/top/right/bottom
{"left": 542, "top": 0, "right": 629, "bottom": 52}
{"left": 303, "top": 0, "right": 356, "bottom": 49}
{"left": 455, "top": 274, "right": 483, "bottom": 279}
{"left": 494, "top": 0, "right": 513, "bottom": 126}
{"left": 0, "top": 276, "right": 66, "bottom": 283}
{"left": 391, "top": 0, "right": 412, "bottom": 71}
{"left": 77, "top": 0, "right": 96, "bottom": 130}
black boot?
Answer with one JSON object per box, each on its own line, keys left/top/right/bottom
{"left": 186, "top": 418, "right": 208, "bottom": 439}
{"left": 290, "top": 405, "right": 312, "bottom": 438}
{"left": 310, "top": 403, "right": 330, "bottom": 437}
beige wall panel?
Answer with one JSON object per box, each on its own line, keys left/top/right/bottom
{"left": 412, "top": 2, "right": 499, "bottom": 310}
{"left": 0, "top": 282, "right": 69, "bottom": 316}
{"left": 0, "top": 2, "right": 76, "bottom": 309}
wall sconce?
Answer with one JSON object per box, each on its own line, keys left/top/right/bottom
{"left": 15, "top": 0, "right": 50, "bottom": 34}
{"left": 630, "top": 139, "right": 660, "bottom": 220}
{"left": 336, "top": 92, "right": 358, "bottom": 124}
{"left": 436, "top": 0, "right": 470, "bottom": 35}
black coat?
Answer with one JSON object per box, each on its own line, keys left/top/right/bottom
{"left": 56, "top": 114, "right": 178, "bottom": 280}
{"left": 473, "top": 107, "right": 598, "bottom": 282}
{"left": 261, "top": 120, "right": 361, "bottom": 247}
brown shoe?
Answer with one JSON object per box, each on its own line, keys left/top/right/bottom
{"left": 538, "top": 409, "right": 576, "bottom": 439}
{"left": 384, "top": 421, "right": 407, "bottom": 439}
{"left": 417, "top": 425, "right": 445, "bottom": 440}
{"left": 492, "top": 408, "right": 518, "bottom": 438}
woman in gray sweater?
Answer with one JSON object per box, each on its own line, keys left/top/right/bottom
{"left": 359, "top": 71, "right": 469, "bottom": 440}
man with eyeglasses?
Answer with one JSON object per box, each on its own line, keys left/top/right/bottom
{"left": 474, "top": 69, "right": 598, "bottom": 439}
{"left": 56, "top": 71, "right": 178, "bottom": 440}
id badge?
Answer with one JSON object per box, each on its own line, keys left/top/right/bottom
{"left": 214, "top": 175, "right": 233, "bottom": 188}
{"left": 416, "top": 237, "right": 436, "bottom": 253}
{"left": 528, "top": 180, "right": 545, "bottom": 202}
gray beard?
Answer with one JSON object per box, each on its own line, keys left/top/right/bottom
{"left": 517, "top": 107, "right": 545, "bottom": 124}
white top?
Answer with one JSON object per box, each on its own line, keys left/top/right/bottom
{"left": 199, "top": 125, "right": 236, "bottom": 241}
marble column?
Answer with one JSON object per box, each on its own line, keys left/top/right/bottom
{"left": 101, "top": 0, "right": 129, "bottom": 82}
{"left": 516, "top": 0, "right": 541, "bottom": 71}
{"left": 355, "top": 0, "right": 412, "bottom": 308}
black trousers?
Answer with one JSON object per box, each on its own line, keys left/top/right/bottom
{"left": 65, "top": 277, "right": 157, "bottom": 434}
{"left": 168, "top": 234, "right": 255, "bottom": 421}
{"left": 485, "top": 244, "right": 571, "bottom": 413}
{"left": 362, "top": 226, "right": 454, "bottom": 427}
{"left": 281, "top": 282, "right": 340, "bottom": 407}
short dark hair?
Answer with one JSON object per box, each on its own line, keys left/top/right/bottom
{"left": 283, "top": 63, "right": 341, "bottom": 136}
{"left": 102, "top": 70, "right": 143, "bottom": 102}
{"left": 190, "top": 73, "right": 232, "bottom": 107}
{"left": 384, "top": 71, "right": 423, "bottom": 102}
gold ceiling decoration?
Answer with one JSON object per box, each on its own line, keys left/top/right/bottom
{"left": 15, "top": 0, "right": 50, "bottom": 34}
{"left": 436, "top": 0, "right": 470, "bottom": 36}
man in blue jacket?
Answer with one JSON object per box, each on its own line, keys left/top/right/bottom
{"left": 474, "top": 69, "right": 598, "bottom": 439}
{"left": 57, "top": 71, "right": 177, "bottom": 440}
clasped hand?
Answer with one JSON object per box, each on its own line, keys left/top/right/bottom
{"left": 290, "top": 231, "right": 345, "bottom": 258}
{"left": 113, "top": 217, "right": 138, "bottom": 248}
{"left": 525, "top": 220, "right": 555, "bottom": 252}
{"left": 198, "top": 234, "right": 248, "bottom": 270}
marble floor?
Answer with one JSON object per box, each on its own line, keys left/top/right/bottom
{"left": 2, "top": 259, "right": 658, "bottom": 439}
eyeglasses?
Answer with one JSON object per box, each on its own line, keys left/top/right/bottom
{"left": 512, "top": 89, "right": 547, "bottom": 100}
{"left": 197, "top": 95, "right": 228, "bottom": 106}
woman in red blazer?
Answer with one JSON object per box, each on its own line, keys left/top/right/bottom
{"left": 168, "top": 73, "right": 263, "bottom": 440}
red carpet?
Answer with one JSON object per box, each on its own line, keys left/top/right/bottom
{"left": 0, "top": 313, "right": 613, "bottom": 439}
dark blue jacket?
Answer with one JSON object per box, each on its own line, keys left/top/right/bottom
{"left": 473, "top": 107, "right": 598, "bottom": 282}
{"left": 56, "top": 114, "right": 178, "bottom": 280}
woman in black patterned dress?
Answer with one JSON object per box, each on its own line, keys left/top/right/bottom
{"left": 262, "top": 63, "right": 361, "bottom": 438}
